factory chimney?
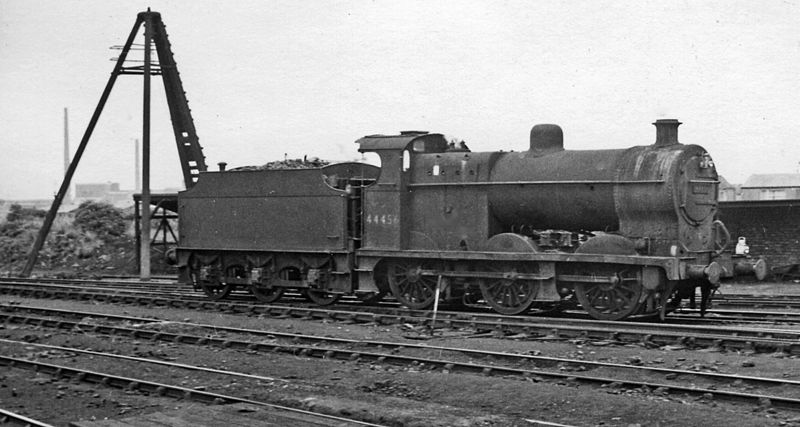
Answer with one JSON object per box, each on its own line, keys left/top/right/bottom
{"left": 135, "top": 139, "right": 141, "bottom": 192}
{"left": 63, "top": 108, "right": 72, "bottom": 204}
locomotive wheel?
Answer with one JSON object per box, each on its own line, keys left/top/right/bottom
{"left": 250, "top": 284, "right": 284, "bottom": 303}
{"left": 199, "top": 278, "right": 234, "bottom": 300}
{"left": 387, "top": 260, "right": 439, "bottom": 310}
{"left": 573, "top": 268, "right": 643, "bottom": 320}
{"left": 572, "top": 234, "right": 643, "bottom": 320}
{"left": 304, "top": 289, "right": 340, "bottom": 306}
{"left": 478, "top": 263, "right": 538, "bottom": 315}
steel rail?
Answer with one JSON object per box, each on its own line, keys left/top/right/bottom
{"left": 3, "top": 318, "right": 799, "bottom": 412}
{"left": 713, "top": 299, "right": 800, "bottom": 310}
{"left": 5, "top": 284, "right": 800, "bottom": 343}
{"left": 17, "top": 279, "right": 800, "bottom": 327}
{"left": 0, "top": 279, "right": 191, "bottom": 294}
{"left": 11, "top": 275, "right": 800, "bottom": 306}
{"left": 676, "top": 308, "right": 800, "bottom": 322}
{"left": 0, "top": 408, "right": 54, "bottom": 427}
{"left": 2, "top": 286, "right": 800, "bottom": 355}
{"left": 3, "top": 277, "right": 176, "bottom": 286}
{"left": 2, "top": 305, "right": 797, "bottom": 392}
{"left": 7, "top": 278, "right": 800, "bottom": 323}
{"left": 0, "top": 282, "right": 195, "bottom": 299}
{"left": 9, "top": 276, "right": 800, "bottom": 319}
{"left": 0, "top": 356, "right": 383, "bottom": 427}
{"left": 0, "top": 338, "right": 286, "bottom": 383}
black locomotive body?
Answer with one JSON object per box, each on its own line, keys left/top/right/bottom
{"left": 176, "top": 119, "right": 764, "bottom": 320}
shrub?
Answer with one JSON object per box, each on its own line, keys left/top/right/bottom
{"left": 73, "top": 201, "right": 126, "bottom": 239}
{"left": 6, "top": 204, "right": 46, "bottom": 222}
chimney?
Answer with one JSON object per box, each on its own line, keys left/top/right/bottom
{"left": 64, "top": 108, "right": 72, "bottom": 203}
{"left": 134, "top": 139, "right": 141, "bottom": 192}
{"left": 218, "top": 162, "right": 227, "bottom": 172}
{"left": 653, "top": 119, "right": 681, "bottom": 147}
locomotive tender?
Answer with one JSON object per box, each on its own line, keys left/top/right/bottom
{"left": 176, "top": 119, "right": 764, "bottom": 320}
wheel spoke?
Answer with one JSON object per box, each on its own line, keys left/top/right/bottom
{"left": 574, "top": 266, "right": 643, "bottom": 320}
{"left": 479, "top": 263, "right": 537, "bottom": 315}
{"left": 387, "top": 261, "right": 437, "bottom": 309}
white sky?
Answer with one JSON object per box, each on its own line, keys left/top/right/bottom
{"left": 1, "top": 0, "right": 798, "bottom": 199}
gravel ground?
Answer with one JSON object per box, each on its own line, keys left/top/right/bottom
{"left": 2, "top": 293, "right": 800, "bottom": 426}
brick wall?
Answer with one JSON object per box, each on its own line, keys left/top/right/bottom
{"left": 718, "top": 200, "right": 800, "bottom": 269}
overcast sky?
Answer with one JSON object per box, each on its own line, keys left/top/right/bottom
{"left": 1, "top": 0, "right": 798, "bottom": 199}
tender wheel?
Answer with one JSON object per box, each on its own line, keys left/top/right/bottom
{"left": 479, "top": 263, "right": 538, "bottom": 315}
{"left": 573, "top": 267, "right": 643, "bottom": 320}
{"left": 304, "top": 289, "right": 340, "bottom": 306}
{"left": 250, "top": 283, "right": 283, "bottom": 303}
{"left": 249, "top": 268, "right": 284, "bottom": 303}
{"left": 387, "top": 260, "right": 439, "bottom": 310}
{"left": 199, "top": 277, "right": 233, "bottom": 300}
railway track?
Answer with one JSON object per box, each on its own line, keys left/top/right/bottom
{"left": 2, "top": 281, "right": 800, "bottom": 355}
{"left": 0, "top": 344, "right": 381, "bottom": 427}
{"left": 0, "top": 408, "right": 53, "bottom": 427}
{"left": 3, "top": 305, "right": 800, "bottom": 413}
{"left": 4, "top": 276, "right": 800, "bottom": 424}
{"left": 713, "top": 297, "right": 800, "bottom": 311}
{"left": 7, "top": 277, "right": 800, "bottom": 319}
{"left": 674, "top": 308, "right": 800, "bottom": 324}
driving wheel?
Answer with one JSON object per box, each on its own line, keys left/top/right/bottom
{"left": 386, "top": 260, "right": 439, "bottom": 310}
{"left": 479, "top": 263, "right": 538, "bottom": 315}
{"left": 573, "top": 268, "right": 643, "bottom": 320}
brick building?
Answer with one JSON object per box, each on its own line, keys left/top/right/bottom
{"left": 715, "top": 173, "right": 800, "bottom": 273}
{"left": 718, "top": 200, "right": 800, "bottom": 270}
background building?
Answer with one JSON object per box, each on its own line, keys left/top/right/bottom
{"left": 74, "top": 182, "right": 133, "bottom": 206}
{"left": 740, "top": 174, "right": 800, "bottom": 201}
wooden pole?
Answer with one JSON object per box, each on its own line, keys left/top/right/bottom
{"left": 140, "top": 14, "right": 152, "bottom": 280}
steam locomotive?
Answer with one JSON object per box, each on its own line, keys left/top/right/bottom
{"left": 175, "top": 119, "right": 765, "bottom": 320}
